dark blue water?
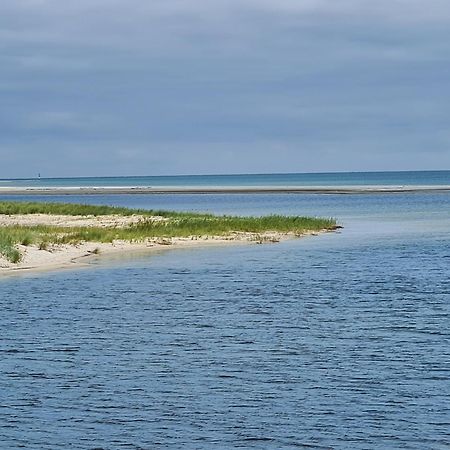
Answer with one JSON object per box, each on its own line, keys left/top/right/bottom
{"left": 1, "top": 193, "right": 450, "bottom": 449}
{"left": 1, "top": 170, "right": 450, "bottom": 188}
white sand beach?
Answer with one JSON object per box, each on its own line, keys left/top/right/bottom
{"left": 0, "top": 213, "right": 325, "bottom": 275}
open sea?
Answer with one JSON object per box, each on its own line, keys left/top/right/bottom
{"left": 1, "top": 172, "right": 450, "bottom": 449}
{"left": 1, "top": 170, "right": 450, "bottom": 188}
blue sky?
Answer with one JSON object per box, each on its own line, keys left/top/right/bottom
{"left": 1, "top": 0, "right": 450, "bottom": 177}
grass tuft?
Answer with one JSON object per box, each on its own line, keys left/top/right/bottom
{"left": 0, "top": 229, "right": 25, "bottom": 263}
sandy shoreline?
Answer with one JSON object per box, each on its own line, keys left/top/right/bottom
{"left": 0, "top": 237, "right": 259, "bottom": 276}
{"left": 0, "top": 233, "right": 313, "bottom": 276}
{"left": 1, "top": 185, "right": 450, "bottom": 195}
{"left": 0, "top": 218, "right": 326, "bottom": 275}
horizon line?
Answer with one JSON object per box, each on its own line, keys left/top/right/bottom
{"left": 1, "top": 168, "right": 450, "bottom": 181}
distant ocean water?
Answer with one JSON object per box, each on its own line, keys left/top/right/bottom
{"left": 1, "top": 170, "right": 450, "bottom": 188}
{"left": 1, "top": 190, "right": 450, "bottom": 449}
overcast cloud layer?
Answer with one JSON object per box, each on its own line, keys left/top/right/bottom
{"left": 1, "top": 0, "right": 450, "bottom": 177}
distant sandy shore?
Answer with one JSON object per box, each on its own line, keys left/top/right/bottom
{"left": 0, "top": 213, "right": 327, "bottom": 275}
{"left": 1, "top": 185, "right": 450, "bottom": 195}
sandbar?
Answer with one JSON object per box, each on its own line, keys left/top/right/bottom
{"left": 0, "top": 213, "right": 329, "bottom": 276}
{"left": 1, "top": 185, "right": 450, "bottom": 195}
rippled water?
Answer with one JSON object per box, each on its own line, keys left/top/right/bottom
{"left": 1, "top": 193, "right": 450, "bottom": 449}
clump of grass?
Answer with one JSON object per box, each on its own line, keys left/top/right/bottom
{"left": 0, "top": 229, "right": 22, "bottom": 263}
{"left": 21, "top": 234, "right": 33, "bottom": 246}
{"left": 38, "top": 240, "right": 49, "bottom": 251}
{"left": 7, "top": 248, "right": 21, "bottom": 264}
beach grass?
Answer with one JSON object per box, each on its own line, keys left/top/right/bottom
{"left": 0, "top": 201, "right": 209, "bottom": 218}
{"left": 0, "top": 201, "right": 337, "bottom": 262}
{"left": 0, "top": 228, "right": 28, "bottom": 263}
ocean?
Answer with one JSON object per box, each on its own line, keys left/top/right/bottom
{"left": 1, "top": 173, "right": 449, "bottom": 449}
{"left": 1, "top": 170, "right": 450, "bottom": 188}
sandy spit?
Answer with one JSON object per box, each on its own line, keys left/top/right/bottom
{"left": 0, "top": 231, "right": 325, "bottom": 276}
{"left": 0, "top": 238, "right": 236, "bottom": 275}
{"left": 0, "top": 212, "right": 334, "bottom": 276}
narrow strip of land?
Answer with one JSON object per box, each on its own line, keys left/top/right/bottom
{"left": 0, "top": 201, "right": 338, "bottom": 274}
{"left": 1, "top": 185, "right": 450, "bottom": 195}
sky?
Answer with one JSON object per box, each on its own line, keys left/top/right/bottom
{"left": 1, "top": 0, "right": 450, "bottom": 178}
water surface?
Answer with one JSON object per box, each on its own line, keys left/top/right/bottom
{"left": 1, "top": 170, "right": 450, "bottom": 188}
{"left": 1, "top": 193, "right": 449, "bottom": 449}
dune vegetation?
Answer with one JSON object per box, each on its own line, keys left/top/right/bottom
{"left": 0, "top": 201, "right": 337, "bottom": 263}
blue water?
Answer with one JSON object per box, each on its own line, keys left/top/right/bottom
{"left": 1, "top": 192, "right": 450, "bottom": 449}
{"left": 1, "top": 170, "right": 450, "bottom": 188}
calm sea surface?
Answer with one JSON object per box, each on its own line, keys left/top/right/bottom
{"left": 1, "top": 170, "right": 450, "bottom": 187}
{"left": 1, "top": 191, "right": 450, "bottom": 449}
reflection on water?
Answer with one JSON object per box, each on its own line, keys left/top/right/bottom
{"left": 1, "top": 193, "right": 450, "bottom": 449}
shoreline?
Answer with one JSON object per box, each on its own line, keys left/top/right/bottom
{"left": 1, "top": 185, "right": 450, "bottom": 195}
{"left": 0, "top": 202, "right": 338, "bottom": 276}
{"left": 0, "top": 231, "right": 324, "bottom": 277}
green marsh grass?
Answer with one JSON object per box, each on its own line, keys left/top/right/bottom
{"left": 0, "top": 201, "right": 337, "bottom": 263}
{"left": 0, "top": 229, "right": 26, "bottom": 263}
{"left": 0, "top": 201, "right": 210, "bottom": 218}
